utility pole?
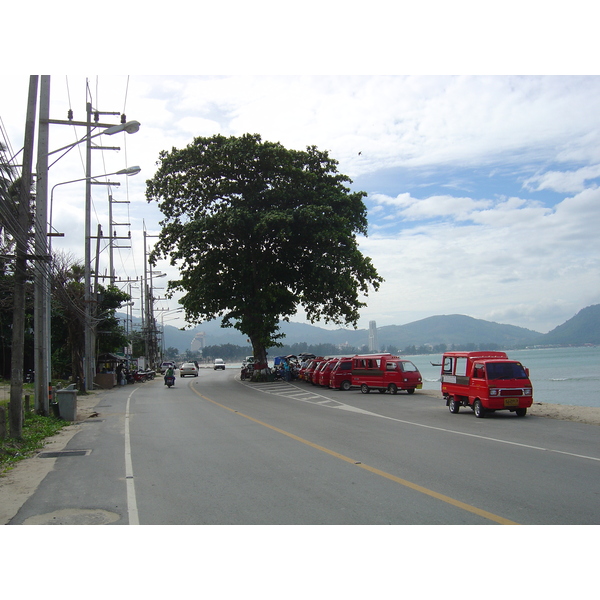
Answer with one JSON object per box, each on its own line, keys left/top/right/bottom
{"left": 34, "top": 75, "right": 50, "bottom": 416}
{"left": 83, "top": 101, "right": 93, "bottom": 391}
{"left": 9, "top": 76, "right": 38, "bottom": 437}
{"left": 108, "top": 194, "right": 131, "bottom": 285}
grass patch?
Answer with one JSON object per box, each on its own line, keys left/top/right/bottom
{"left": 0, "top": 403, "right": 68, "bottom": 475}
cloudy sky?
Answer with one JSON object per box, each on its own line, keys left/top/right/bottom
{"left": 2, "top": 74, "right": 599, "bottom": 335}
{"left": 2, "top": 6, "right": 599, "bottom": 336}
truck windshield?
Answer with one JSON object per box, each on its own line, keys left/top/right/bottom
{"left": 400, "top": 361, "right": 419, "bottom": 372}
{"left": 486, "top": 362, "right": 528, "bottom": 380}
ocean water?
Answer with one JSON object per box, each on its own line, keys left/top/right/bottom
{"left": 406, "top": 346, "right": 600, "bottom": 408}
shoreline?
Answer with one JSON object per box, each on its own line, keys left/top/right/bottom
{"left": 420, "top": 389, "right": 600, "bottom": 426}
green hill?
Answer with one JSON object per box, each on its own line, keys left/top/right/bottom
{"left": 537, "top": 304, "right": 600, "bottom": 345}
{"left": 149, "top": 304, "right": 599, "bottom": 353}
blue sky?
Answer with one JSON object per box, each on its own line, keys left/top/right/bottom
{"left": 2, "top": 74, "right": 599, "bottom": 335}
{"left": 3, "top": 2, "right": 600, "bottom": 336}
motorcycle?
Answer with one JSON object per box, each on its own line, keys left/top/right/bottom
{"left": 165, "top": 375, "right": 175, "bottom": 388}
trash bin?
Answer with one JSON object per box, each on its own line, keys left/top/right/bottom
{"left": 56, "top": 389, "right": 78, "bottom": 421}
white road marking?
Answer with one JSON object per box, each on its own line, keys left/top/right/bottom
{"left": 125, "top": 390, "right": 140, "bottom": 525}
{"left": 238, "top": 378, "right": 600, "bottom": 463}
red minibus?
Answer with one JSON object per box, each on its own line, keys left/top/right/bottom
{"left": 316, "top": 358, "right": 338, "bottom": 386}
{"left": 328, "top": 358, "right": 353, "bottom": 391}
{"left": 304, "top": 358, "right": 326, "bottom": 384}
{"left": 441, "top": 351, "right": 533, "bottom": 418}
{"left": 351, "top": 353, "right": 423, "bottom": 394}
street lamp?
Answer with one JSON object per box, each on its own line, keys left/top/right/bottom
{"left": 46, "top": 121, "right": 141, "bottom": 165}
{"left": 34, "top": 76, "right": 141, "bottom": 409}
{"left": 37, "top": 166, "right": 141, "bottom": 410}
{"left": 83, "top": 164, "right": 141, "bottom": 392}
{"left": 50, "top": 166, "right": 141, "bottom": 230}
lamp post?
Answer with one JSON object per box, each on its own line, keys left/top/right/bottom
{"left": 159, "top": 308, "right": 184, "bottom": 360}
{"left": 144, "top": 270, "right": 166, "bottom": 369}
{"left": 83, "top": 161, "right": 141, "bottom": 391}
{"left": 45, "top": 166, "right": 140, "bottom": 402}
{"left": 34, "top": 76, "right": 141, "bottom": 407}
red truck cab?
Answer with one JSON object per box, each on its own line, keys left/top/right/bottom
{"left": 441, "top": 351, "right": 533, "bottom": 418}
{"left": 351, "top": 353, "right": 423, "bottom": 395}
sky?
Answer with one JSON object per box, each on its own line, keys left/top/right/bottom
{"left": 2, "top": 7, "right": 600, "bottom": 336}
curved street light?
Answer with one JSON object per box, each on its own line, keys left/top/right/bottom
{"left": 49, "top": 166, "right": 141, "bottom": 244}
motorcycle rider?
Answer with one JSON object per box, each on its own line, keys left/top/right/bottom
{"left": 164, "top": 365, "right": 175, "bottom": 385}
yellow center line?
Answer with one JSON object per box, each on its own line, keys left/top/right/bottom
{"left": 191, "top": 385, "right": 519, "bottom": 525}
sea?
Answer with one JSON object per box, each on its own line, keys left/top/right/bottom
{"left": 405, "top": 346, "right": 600, "bottom": 408}
{"left": 225, "top": 346, "right": 599, "bottom": 408}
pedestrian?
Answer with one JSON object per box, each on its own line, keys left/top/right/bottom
{"left": 116, "top": 362, "right": 124, "bottom": 386}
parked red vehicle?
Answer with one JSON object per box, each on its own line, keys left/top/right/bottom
{"left": 316, "top": 358, "right": 338, "bottom": 386}
{"left": 328, "top": 357, "right": 353, "bottom": 391}
{"left": 351, "top": 353, "right": 422, "bottom": 394}
{"left": 441, "top": 351, "right": 533, "bottom": 418}
{"left": 303, "top": 358, "right": 325, "bottom": 384}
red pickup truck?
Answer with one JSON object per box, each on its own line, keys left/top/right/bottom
{"left": 441, "top": 351, "right": 533, "bottom": 418}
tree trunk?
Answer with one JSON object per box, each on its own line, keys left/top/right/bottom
{"left": 250, "top": 341, "right": 269, "bottom": 381}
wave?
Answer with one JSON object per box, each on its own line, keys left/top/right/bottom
{"left": 548, "top": 376, "right": 600, "bottom": 382}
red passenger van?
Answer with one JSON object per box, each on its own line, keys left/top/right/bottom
{"left": 351, "top": 353, "right": 423, "bottom": 394}
{"left": 328, "top": 358, "right": 353, "bottom": 391}
{"left": 316, "top": 358, "right": 338, "bottom": 387}
{"left": 441, "top": 351, "right": 533, "bottom": 418}
{"left": 303, "top": 358, "right": 326, "bottom": 384}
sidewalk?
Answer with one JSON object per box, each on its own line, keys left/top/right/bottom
{"left": 0, "top": 385, "right": 119, "bottom": 524}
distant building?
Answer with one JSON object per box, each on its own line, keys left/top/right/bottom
{"left": 368, "top": 320, "right": 378, "bottom": 352}
{"left": 191, "top": 332, "right": 206, "bottom": 352}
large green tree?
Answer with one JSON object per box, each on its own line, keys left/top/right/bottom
{"left": 146, "top": 133, "right": 383, "bottom": 370}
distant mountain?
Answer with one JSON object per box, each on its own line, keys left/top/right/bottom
{"left": 158, "top": 313, "right": 541, "bottom": 353}
{"left": 536, "top": 304, "right": 600, "bottom": 345}
{"left": 126, "top": 305, "right": 598, "bottom": 354}
{"left": 373, "top": 315, "right": 541, "bottom": 349}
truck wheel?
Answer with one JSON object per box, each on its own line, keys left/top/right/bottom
{"left": 473, "top": 399, "right": 486, "bottom": 418}
{"left": 406, "top": 388, "right": 415, "bottom": 395}
{"left": 449, "top": 398, "right": 460, "bottom": 414}
{"left": 340, "top": 380, "right": 351, "bottom": 391}
{"left": 361, "top": 384, "right": 370, "bottom": 394}
{"left": 388, "top": 384, "right": 398, "bottom": 395}
{"left": 515, "top": 408, "right": 527, "bottom": 417}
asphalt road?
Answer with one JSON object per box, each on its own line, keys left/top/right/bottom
{"left": 8, "top": 369, "right": 600, "bottom": 525}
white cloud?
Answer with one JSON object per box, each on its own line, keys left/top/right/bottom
{"left": 3, "top": 74, "right": 600, "bottom": 334}
{"left": 523, "top": 165, "right": 600, "bottom": 193}
{"left": 358, "top": 185, "right": 600, "bottom": 332}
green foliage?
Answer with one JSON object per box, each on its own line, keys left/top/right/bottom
{"left": 0, "top": 404, "right": 67, "bottom": 474}
{"left": 202, "top": 344, "right": 253, "bottom": 361}
{"left": 146, "top": 133, "right": 383, "bottom": 362}
{"left": 164, "top": 346, "right": 179, "bottom": 360}
{"left": 539, "top": 304, "right": 600, "bottom": 345}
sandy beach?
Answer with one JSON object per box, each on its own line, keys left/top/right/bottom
{"left": 422, "top": 388, "right": 600, "bottom": 426}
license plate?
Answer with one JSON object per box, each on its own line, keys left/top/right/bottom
{"left": 417, "top": 384, "right": 423, "bottom": 389}
{"left": 504, "top": 398, "right": 519, "bottom": 406}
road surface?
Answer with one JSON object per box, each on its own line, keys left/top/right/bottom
{"left": 7, "top": 369, "right": 600, "bottom": 524}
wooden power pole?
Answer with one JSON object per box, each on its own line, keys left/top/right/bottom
{"left": 9, "top": 75, "right": 38, "bottom": 438}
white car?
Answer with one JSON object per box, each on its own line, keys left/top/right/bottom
{"left": 214, "top": 359, "right": 226, "bottom": 370}
{"left": 179, "top": 362, "right": 198, "bottom": 377}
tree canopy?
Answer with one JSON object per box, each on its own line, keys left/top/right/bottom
{"left": 146, "top": 133, "right": 383, "bottom": 368}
